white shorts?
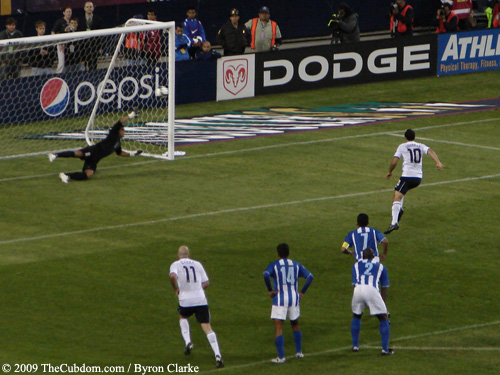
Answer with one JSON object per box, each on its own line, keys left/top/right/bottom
{"left": 351, "top": 285, "right": 388, "bottom": 316}
{"left": 271, "top": 304, "right": 300, "bottom": 321}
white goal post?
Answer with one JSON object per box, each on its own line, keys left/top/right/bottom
{"left": 0, "top": 19, "right": 177, "bottom": 160}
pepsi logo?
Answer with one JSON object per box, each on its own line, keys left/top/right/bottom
{"left": 40, "top": 78, "right": 70, "bottom": 117}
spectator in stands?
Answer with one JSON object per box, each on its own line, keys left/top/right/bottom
{"left": 217, "top": 8, "right": 248, "bottom": 56}
{"left": 64, "top": 18, "right": 86, "bottom": 74}
{"left": 450, "top": 0, "right": 475, "bottom": 30}
{"left": 52, "top": 7, "right": 73, "bottom": 74}
{"left": 436, "top": 3, "right": 459, "bottom": 33}
{"left": 195, "top": 41, "right": 221, "bottom": 60}
{"left": 245, "top": 6, "right": 282, "bottom": 52}
{"left": 493, "top": 0, "right": 500, "bottom": 27}
{"left": 175, "top": 24, "right": 191, "bottom": 61}
{"left": 0, "top": 18, "right": 23, "bottom": 80}
{"left": 142, "top": 10, "right": 162, "bottom": 65}
{"left": 183, "top": 6, "right": 206, "bottom": 59}
{"left": 390, "top": 0, "right": 414, "bottom": 37}
{"left": 31, "top": 21, "right": 55, "bottom": 76}
{"left": 78, "top": 1, "right": 103, "bottom": 72}
{"left": 328, "top": 3, "right": 360, "bottom": 43}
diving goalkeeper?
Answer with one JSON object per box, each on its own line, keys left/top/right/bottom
{"left": 48, "top": 112, "right": 142, "bottom": 183}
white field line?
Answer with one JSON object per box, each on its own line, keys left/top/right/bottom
{"left": 1, "top": 117, "right": 498, "bottom": 184}
{"left": 200, "top": 320, "right": 500, "bottom": 373}
{"left": 387, "top": 133, "right": 500, "bottom": 151}
{"left": 1, "top": 173, "right": 499, "bottom": 246}
{"left": 364, "top": 346, "right": 500, "bottom": 352}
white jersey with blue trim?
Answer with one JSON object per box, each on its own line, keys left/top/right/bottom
{"left": 264, "top": 258, "right": 312, "bottom": 307}
{"left": 170, "top": 258, "right": 209, "bottom": 307}
{"left": 344, "top": 227, "right": 386, "bottom": 260}
{"left": 352, "top": 259, "right": 389, "bottom": 291}
{"left": 394, "top": 141, "right": 430, "bottom": 178}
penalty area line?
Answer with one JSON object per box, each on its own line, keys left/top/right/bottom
{"left": 1, "top": 172, "right": 499, "bottom": 246}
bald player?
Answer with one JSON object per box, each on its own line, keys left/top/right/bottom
{"left": 169, "top": 246, "right": 224, "bottom": 368}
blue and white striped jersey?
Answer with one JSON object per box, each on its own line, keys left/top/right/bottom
{"left": 263, "top": 258, "right": 313, "bottom": 307}
{"left": 352, "top": 259, "right": 389, "bottom": 291}
{"left": 344, "top": 227, "right": 386, "bottom": 260}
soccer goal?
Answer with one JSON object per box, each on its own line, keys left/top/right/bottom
{"left": 0, "top": 19, "right": 177, "bottom": 160}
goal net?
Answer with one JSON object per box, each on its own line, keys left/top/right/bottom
{"left": 0, "top": 19, "right": 176, "bottom": 160}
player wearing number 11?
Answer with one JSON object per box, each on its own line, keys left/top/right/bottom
{"left": 263, "top": 243, "right": 314, "bottom": 364}
{"left": 169, "top": 246, "right": 224, "bottom": 368}
{"left": 384, "top": 129, "right": 444, "bottom": 234}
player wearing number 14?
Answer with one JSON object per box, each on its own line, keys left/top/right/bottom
{"left": 384, "top": 129, "right": 444, "bottom": 234}
{"left": 169, "top": 246, "right": 224, "bottom": 368}
{"left": 263, "top": 243, "right": 314, "bottom": 363}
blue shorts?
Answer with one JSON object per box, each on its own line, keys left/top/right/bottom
{"left": 395, "top": 177, "right": 421, "bottom": 195}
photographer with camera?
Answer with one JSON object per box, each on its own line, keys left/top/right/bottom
{"left": 390, "top": 0, "right": 414, "bottom": 37}
{"left": 328, "top": 3, "right": 360, "bottom": 44}
{"left": 436, "top": 3, "right": 458, "bottom": 33}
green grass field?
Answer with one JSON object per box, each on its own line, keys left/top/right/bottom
{"left": 1, "top": 71, "right": 500, "bottom": 375}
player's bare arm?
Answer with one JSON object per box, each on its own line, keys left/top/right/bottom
{"left": 381, "top": 286, "right": 388, "bottom": 302}
{"left": 428, "top": 149, "right": 444, "bottom": 169}
{"left": 169, "top": 273, "right": 179, "bottom": 296}
{"left": 202, "top": 281, "right": 210, "bottom": 290}
{"left": 380, "top": 238, "right": 388, "bottom": 261}
{"left": 386, "top": 157, "right": 399, "bottom": 179}
{"left": 341, "top": 242, "right": 353, "bottom": 256}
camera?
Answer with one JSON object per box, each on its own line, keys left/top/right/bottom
{"left": 328, "top": 13, "right": 343, "bottom": 31}
{"left": 438, "top": 9, "right": 444, "bottom": 17}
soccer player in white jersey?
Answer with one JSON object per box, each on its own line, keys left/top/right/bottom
{"left": 351, "top": 248, "right": 393, "bottom": 355}
{"left": 263, "top": 243, "right": 314, "bottom": 364}
{"left": 341, "top": 213, "right": 388, "bottom": 261}
{"left": 169, "top": 246, "right": 224, "bottom": 368}
{"left": 384, "top": 129, "right": 444, "bottom": 234}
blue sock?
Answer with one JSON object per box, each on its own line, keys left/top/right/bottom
{"left": 379, "top": 320, "right": 390, "bottom": 351}
{"left": 293, "top": 330, "right": 302, "bottom": 353}
{"left": 351, "top": 317, "right": 361, "bottom": 348}
{"left": 275, "top": 335, "right": 285, "bottom": 359}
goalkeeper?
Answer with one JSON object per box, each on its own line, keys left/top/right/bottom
{"left": 48, "top": 112, "right": 142, "bottom": 183}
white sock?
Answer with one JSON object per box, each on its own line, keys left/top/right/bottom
{"left": 391, "top": 201, "right": 402, "bottom": 225}
{"left": 400, "top": 196, "right": 405, "bottom": 209}
{"left": 206, "top": 331, "right": 221, "bottom": 357}
{"left": 180, "top": 319, "right": 191, "bottom": 345}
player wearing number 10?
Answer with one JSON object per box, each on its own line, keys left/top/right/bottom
{"left": 169, "top": 246, "right": 224, "bottom": 368}
{"left": 263, "top": 243, "right": 314, "bottom": 364}
{"left": 385, "top": 129, "right": 444, "bottom": 234}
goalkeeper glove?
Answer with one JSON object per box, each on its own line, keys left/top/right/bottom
{"left": 128, "top": 108, "right": 140, "bottom": 119}
{"left": 130, "top": 149, "right": 143, "bottom": 157}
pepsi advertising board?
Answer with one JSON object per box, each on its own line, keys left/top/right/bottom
{"left": 437, "top": 29, "right": 500, "bottom": 76}
{"left": 0, "top": 64, "right": 169, "bottom": 126}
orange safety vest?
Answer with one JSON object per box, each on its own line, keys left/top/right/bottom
{"left": 250, "top": 18, "right": 277, "bottom": 49}
{"left": 436, "top": 11, "right": 459, "bottom": 33}
{"left": 390, "top": 5, "right": 413, "bottom": 34}
{"left": 125, "top": 32, "right": 143, "bottom": 50}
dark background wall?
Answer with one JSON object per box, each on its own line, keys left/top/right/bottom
{"left": 1, "top": 0, "right": 448, "bottom": 43}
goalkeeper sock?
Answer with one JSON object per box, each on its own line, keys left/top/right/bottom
{"left": 206, "top": 331, "right": 221, "bottom": 357}
{"left": 67, "top": 172, "right": 88, "bottom": 181}
{"left": 179, "top": 319, "right": 191, "bottom": 346}
{"left": 56, "top": 151, "right": 75, "bottom": 158}
{"left": 391, "top": 201, "right": 402, "bottom": 225}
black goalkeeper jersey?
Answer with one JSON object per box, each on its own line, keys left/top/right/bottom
{"left": 86, "top": 121, "right": 123, "bottom": 162}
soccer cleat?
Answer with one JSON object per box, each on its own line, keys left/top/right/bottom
{"left": 215, "top": 355, "right": 224, "bottom": 368}
{"left": 48, "top": 153, "right": 57, "bottom": 162}
{"left": 59, "top": 172, "right": 69, "bottom": 184}
{"left": 381, "top": 348, "right": 395, "bottom": 356}
{"left": 352, "top": 346, "right": 359, "bottom": 352}
{"left": 397, "top": 209, "right": 404, "bottom": 222}
{"left": 270, "top": 357, "right": 286, "bottom": 364}
{"left": 184, "top": 342, "right": 193, "bottom": 355}
{"left": 295, "top": 352, "right": 304, "bottom": 358}
{"left": 384, "top": 224, "right": 399, "bottom": 234}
